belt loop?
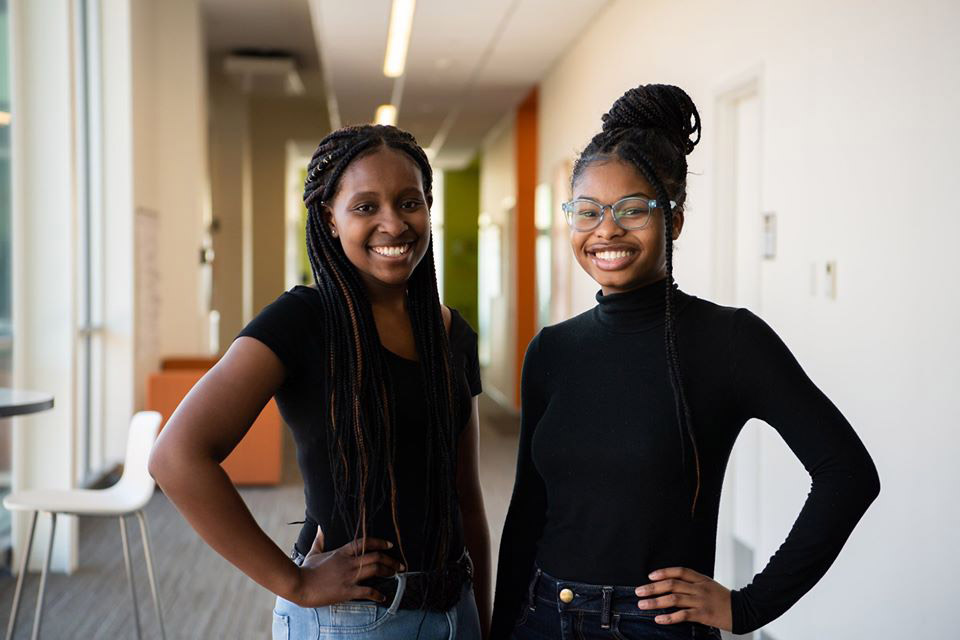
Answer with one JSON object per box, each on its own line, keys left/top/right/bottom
{"left": 600, "top": 586, "right": 613, "bottom": 629}
{"left": 527, "top": 568, "right": 542, "bottom": 611}
{"left": 291, "top": 548, "right": 305, "bottom": 566}
{"left": 386, "top": 573, "right": 407, "bottom": 616}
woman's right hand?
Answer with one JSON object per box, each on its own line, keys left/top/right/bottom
{"left": 291, "top": 529, "right": 405, "bottom": 608}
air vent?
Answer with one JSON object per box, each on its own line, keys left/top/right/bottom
{"left": 223, "top": 49, "right": 304, "bottom": 96}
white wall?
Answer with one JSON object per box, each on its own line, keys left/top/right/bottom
{"left": 208, "top": 68, "right": 250, "bottom": 353}
{"left": 536, "top": 0, "right": 960, "bottom": 638}
{"left": 131, "top": 0, "right": 208, "bottom": 369}
{"left": 479, "top": 115, "right": 517, "bottom": 409}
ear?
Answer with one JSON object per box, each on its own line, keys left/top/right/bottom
{"left": 321, "top": 204, "right": 338, "bottom": 237}
{"left": 671, "top": 209, "right": 685, "bottom": 241}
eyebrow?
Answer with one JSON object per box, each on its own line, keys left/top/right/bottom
{"left": 576, "top": 191, "right": 653, "bottom": 201}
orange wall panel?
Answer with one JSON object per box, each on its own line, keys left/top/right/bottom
{"left": 146, "top": 369, "right": 283, "bottom": 485}
{"left": 515, "top": 88, "right": 538, "bottom": 407}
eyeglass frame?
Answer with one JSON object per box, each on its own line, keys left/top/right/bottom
{"left": 560, "top": 195, "right": 678, "bottom": 232}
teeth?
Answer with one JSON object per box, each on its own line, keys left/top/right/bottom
{"left": 595, "top": 250, "right": 633, "bottom": 260}
{"left": 371, "top": 244, "right": 411, "bottom": 257}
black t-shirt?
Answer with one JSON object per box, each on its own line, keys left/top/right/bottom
{"left": 490, "top": 278, "right": 879, "bottom": 637}
{"left": 238, "top": 285, "right": 482, "bottom": 570}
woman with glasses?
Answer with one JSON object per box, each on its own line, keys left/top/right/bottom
{"left": 490, "top": 84, "right": 879, "bottom": 639}
{"left": 150, "top": 125, "right": 488, "bottom": 639}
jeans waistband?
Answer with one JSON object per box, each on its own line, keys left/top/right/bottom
{"left": 291, "top": 546, "right": 472, "bottom": 612}
{"left": 525, "top": 566, "right": 681, "bottom": 629}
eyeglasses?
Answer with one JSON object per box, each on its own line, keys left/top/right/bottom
{"left": 561, "top": 196, "right": 676, "bottom": 232}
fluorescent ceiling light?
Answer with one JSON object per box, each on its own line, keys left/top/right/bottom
{"left": 0, "top": 111, "right": 10, "bottom": 126}
{"left": 383, "top": 0, "right": 415, "bottom": 78}
{"left": 375, "top": 104, "right": 398, "bottom": 126}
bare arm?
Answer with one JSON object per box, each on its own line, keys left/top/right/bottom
{"left": 458, "top": 395, "right": 491, "bottom": 638}
{"left": 148, "top": 337, "right": 399, "bottom": 606}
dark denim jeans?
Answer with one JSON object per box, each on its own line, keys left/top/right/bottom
{"left": 512, "top": 568, "right": 722, "bottom": 640}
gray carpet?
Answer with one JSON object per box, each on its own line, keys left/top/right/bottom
{"left": 0, "top": 394, "right": 519, "bottom": 639}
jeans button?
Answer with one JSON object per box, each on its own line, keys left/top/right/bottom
{"left": 559, "top": 588, "right": 574, "bottom": 603}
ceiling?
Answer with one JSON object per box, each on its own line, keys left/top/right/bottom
{"left": 202, "top": 0, "right": 611, "bottom": 168}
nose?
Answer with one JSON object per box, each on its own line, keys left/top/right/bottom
{"left": 377, "top": 205, "right": 410, "bottom": 237}
{"left": 594, "top": 206, "right": 624, "bottom": 239}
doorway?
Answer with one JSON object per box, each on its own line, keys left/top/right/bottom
{"left": 714, "top": 75, "right": 765, "bottom": 640}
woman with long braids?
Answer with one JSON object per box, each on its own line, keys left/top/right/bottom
{"left": 150, "top": 124, "right": 488, "bottom": 639}
{"left": 491, "top": 84, "right": 879, "bottom": 639}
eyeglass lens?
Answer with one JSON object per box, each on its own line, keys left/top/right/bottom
{"left": 568, "top": 198, "right": 653, "bottom": 230}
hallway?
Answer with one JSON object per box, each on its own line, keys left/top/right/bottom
{"left": 0, "top": 396, "right": 519, "bottom": 639}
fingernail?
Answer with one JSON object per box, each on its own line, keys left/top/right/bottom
{"left": 635, "top": 587, "right": 645, "bottom": 596}
{"left": 399, "top": 564, "right": 406, "bottom": 572}
{"left": 648, "top": 571, "right": 660, "bottom": 579}
{"left": 655, "top": 615, "right": 667, "bottom": 623}
{"left": 387, "top": 541, "right": 394, "bottom": 549}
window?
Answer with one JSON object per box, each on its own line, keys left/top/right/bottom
{"left": 74, "top": 0, "right": 105, "bottom": 485}
{"left": 0, "top": 0, "right": 14, "bottom": 555}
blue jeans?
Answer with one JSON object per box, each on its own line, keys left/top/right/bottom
{"left": 272, "top": 567, "right": 481, "bottom": 639}
{"left": 512, "top": 568, "right": 721, "bottom": 640}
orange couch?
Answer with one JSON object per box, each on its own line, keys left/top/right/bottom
{"left": 146, "top": 365, "right": 283, "bottom": 486}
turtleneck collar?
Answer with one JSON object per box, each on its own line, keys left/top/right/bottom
{"left": 593, "top": 277, "right": 688, "bottom": 333}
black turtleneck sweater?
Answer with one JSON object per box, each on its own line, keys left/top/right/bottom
{"left": 490, "top": 280, "right": 879, "bottom": 637}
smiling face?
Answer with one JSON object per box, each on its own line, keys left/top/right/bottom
{"left": 570, "top": 157, "right": 683, "bottom": 296}
{"left": 325, "top": 146, "right": 432, "bottom": 295}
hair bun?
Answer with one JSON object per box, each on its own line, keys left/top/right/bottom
{"left": 601, "top": 84, "right": 701, "bottom": 155}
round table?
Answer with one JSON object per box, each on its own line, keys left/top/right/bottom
{"left": 0, "top": 388, "right": 55, "bottom": 418}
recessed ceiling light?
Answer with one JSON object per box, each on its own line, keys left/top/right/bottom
{"left": 383, "top": 0, "right": 416, "bottom": 78}
{"left": 375, "top": 104, "right": 398, "bottom": 126}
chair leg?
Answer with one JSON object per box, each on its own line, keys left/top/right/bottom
{"left": 5, "top": 510, "right": 38, "bottom": 640}
{"left": 119, "top": 516, "right": 143, "bottom": 640}
{"left": 30, "top": 512, "right": 56, "bottom": 640}
{"left": 135, "top": 510, "right": 166, "bottom": 640}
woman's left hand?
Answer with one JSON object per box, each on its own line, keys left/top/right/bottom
{"left": 634, "top": 567, "right": 733, "bottom": 631}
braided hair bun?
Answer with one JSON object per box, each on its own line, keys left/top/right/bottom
{"left": 601, "top": 84, "right": 701, "bottom": 156}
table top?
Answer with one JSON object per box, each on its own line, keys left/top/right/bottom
{"left": 0, "top": 388, "right": 55, "bottom": 418}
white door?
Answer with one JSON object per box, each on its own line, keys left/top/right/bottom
{"left": 714, "top": 82, "right": 764, "bottom": 640}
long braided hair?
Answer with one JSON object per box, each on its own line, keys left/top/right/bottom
{"left": 572, "top": 84, "right": 703, "bottom": 514}
{"left": 302, "top": 124, "right": 459, "bottom": 569}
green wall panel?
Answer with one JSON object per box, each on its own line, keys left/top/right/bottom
{"left": 442, "top": 159, "right": 479, "bottom": 331}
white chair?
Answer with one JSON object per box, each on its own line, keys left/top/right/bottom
{"left": 3, "top": 411, "right": 166, "bottom": 640}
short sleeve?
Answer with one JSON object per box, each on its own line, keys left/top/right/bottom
{"left": 449, "top": 309, "right": 482, "bottom": 396}
{"left": 236, "top": 289, "right": 315, "bottom": 380}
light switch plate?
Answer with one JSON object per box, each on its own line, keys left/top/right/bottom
{"left": 825, "top": 261, "right": 837, "bottom": 299}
